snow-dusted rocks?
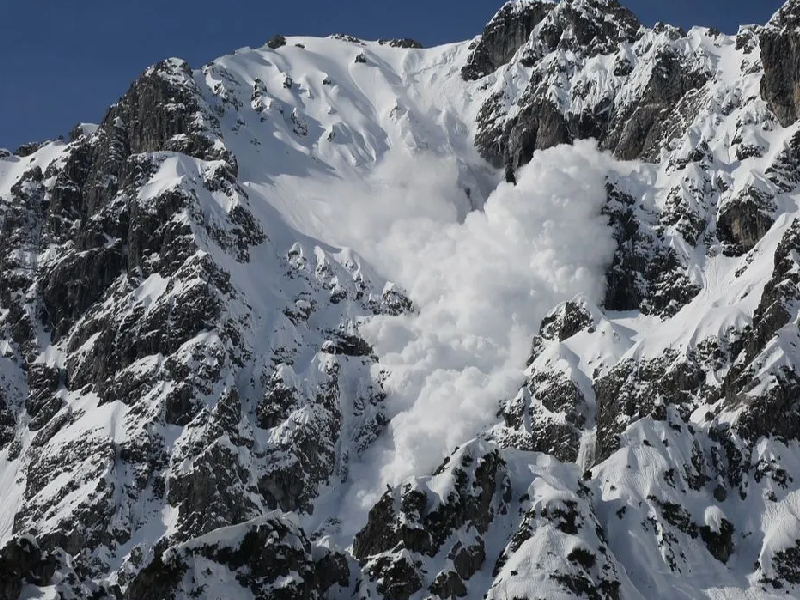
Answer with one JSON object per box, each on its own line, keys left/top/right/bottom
{"left": 471, "top": 0, "right": 721, "bottom": 181}
{"left": 378, "top": 38, "right": 424, "bottom": 49}
{"left": 353, "top": 441, "right": 510, "bottom": 600}
{"left": 125, "top": 513, "right": 348, "bottom": 600}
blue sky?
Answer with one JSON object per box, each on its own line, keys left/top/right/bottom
{"left": 0, "top": 0, "right": 785, "bottom": 150}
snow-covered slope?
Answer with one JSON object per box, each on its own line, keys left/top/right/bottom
{"left": 2, "top": 1, "right": 800, "bottom": 599}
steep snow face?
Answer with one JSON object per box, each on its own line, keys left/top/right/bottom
{"left": 3, "top": 1, "right": 800, "bottom": 600}
{"left": 205, "top": 36, "right": 495, "bottom": 226}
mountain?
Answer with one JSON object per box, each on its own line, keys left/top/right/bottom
{"left": 2, "top": 1, "right": 800, "bottom": 598}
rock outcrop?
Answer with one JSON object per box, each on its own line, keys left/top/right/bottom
{"left": 761, "top": 0, "right": 800, "bottom": 126}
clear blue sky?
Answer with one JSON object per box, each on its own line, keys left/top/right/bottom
{"left": 0, "top": 0, "right": 785, "bottom": 150}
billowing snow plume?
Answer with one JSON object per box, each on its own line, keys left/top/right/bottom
{"left": 319, "top": 140, "right": 620, "bottom": 509}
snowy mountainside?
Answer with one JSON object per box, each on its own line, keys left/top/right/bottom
{"left": 2, "top": 1, "right": 800, "bottom": 599}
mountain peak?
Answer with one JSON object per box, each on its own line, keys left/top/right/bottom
{"left": 766, "top": 0, "right": 800, "bottom": 30}
{"left": 463, "top": 0, "right": 641, "bottom": 80}
{"left": 532, "top": 0, "right": 642, "bottom": 54}
{"left": 462, "top": 0, "right": 556, "bottom": 80}
{"left": 4, "top": 3, "right": 800, "bottom": 599}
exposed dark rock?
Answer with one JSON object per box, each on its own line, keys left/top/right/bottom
{"left": 14, "top": 142, "right": 43, "bottom": 158}
{"left": 267, "top": 34, "right": 287, "bottom": 49}
{"left": 719, "top": 220, "right": 800, "bottom": 444}
{"left": 257, "top": 363, "right": 345, "bottom": 513}
{"left": 766, "top": 129, "right": 800, "bottom": 192}
{"left": 354, "top": 442, "right": 508, "bottom": 596}
{"left": 596, "top": 351, "right": 707, "bottom": 461}
{"left": 462, "top": 0, "right": 555, "bottom": 80}
{"left": 551, "top": 571, "right": 621, "bottom": 600}
{"left": 603, "top": 48, "right": 709, "bottom": 161}
{"left": 124, "top": 553, "right": 186, "bottom": 600}
{"left": 700, "top": 519, "right": 735, "bottom": 564}
{"left": 41, "top": 244, "right": 126, "bottom": 341}
{"left": 0, "top": 394, "right": 15, "bottom": 450}
{"left": 567, "top": 547, "right": 597, "bottom": 570}
{"left": 602, "top": 182, "right": 700, "bottom": 316}
{"left": 257, "top": 373, "right": 299, "bottom": 430}
{"left": 127, "top": 514, "right": 336, "bottom": 599}
{"left": 330, "top": 33, "right": 364, "bottom": 44}
{"left": 761, "top": 1, "right": 800, "bottom": 126}
{"left": 501, "top": 98, "right": 572, "bottom": 180}
{"left": 450, "top": 540, "right": 486, "bottom": 582}
{"left": 0, "top": 166, "right": 48, "bottom": 358}
{"left": 314, "top": 550, "right": 350, "bottom": 592}
{"left": 167, "top": 392, "right": 259, "bottom": 541}
{"left": 321, "top": 331, "right": 373, "bottom": 357}
{"left": 0, "top": 536, "right": 57, "bottom": 600}
{"left": 109, "top": 59, "right": 230, "bottom": 161}
{"left": 352, "top": 491, "right": 398, "bottom": 559}
{"left": 377, "top": 286, "right": 414, "bottom": 316}
{"left": 746, "top": 219, "right": 800, "bottom": 358}
{"left": 730, "top": 367, "right": 800, "bottom": 444}
{"left": 430, "top": 569, "right": 468, "bottom": 598}
{"left": 0, "top": 54, "right": 274, "bottom": 577}
{"left": 391, "top": 38, "right": 423, "bottom": 49}
{"left": 763, "top": 540, "right": 800, "bottom": 587}
{"left": 364, "top": 553, "right": 423, "bottom": 600}
{"left": 649, "top": 497, "right": 736, "bottom": 565}
{"left": 497, "top": 369, "right": 587, "bottom": 463}
{"left": 717, "top": 198, "right": 775, "bottom": 255}
{"left": 539, "top": 300, "right": 594, "bottom": 342}
{"left": 3, "top": 5, "right": 800, "bottom": 600}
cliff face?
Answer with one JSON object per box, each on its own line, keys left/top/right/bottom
{"left": 2, "top": 2, "right": 800, "bottom": 599}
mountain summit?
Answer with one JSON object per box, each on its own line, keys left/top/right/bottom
{"left": 2, "top": 1, "right": 800, "bottom": 599}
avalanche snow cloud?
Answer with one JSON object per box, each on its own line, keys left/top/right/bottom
{"left": 322, "top": 140, "right": 620, "bottom": 504}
